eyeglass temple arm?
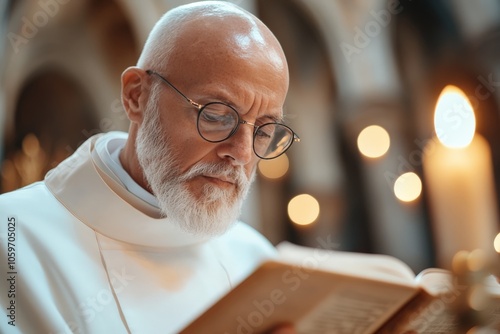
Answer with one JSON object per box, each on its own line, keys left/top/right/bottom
{"left": 145, "top": 70, "right": 202, "bottom": 109}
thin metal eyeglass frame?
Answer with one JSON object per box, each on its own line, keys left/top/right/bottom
{"left": 145, "top": 69, "right": 300, "bottom": 159}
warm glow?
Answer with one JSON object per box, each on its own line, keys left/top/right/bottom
{"left": 494, "top": 233, "right": 500, "bottom": 253}
{"left": 467, "top": 249, "right": 487, "bottom": 272}
{"left": 451, "top": 249, "right": 486, "bottom": 273}
{"left": 452, "top": 250, "right": 470, "bottom": 274}
{"left": 22, "top": 133, "right": 40, "bottom": 157}
{"left": 466, "top": 326, "right": 482, "bottom": 334}
{"left": 287, "top": 194, "right": 320, "bottom": 226}
{"left": 468, "top": 284, "right": 488, "bottom": 311}
{"left": 394, "top": 172, "right": 422, "bottom": 202}
{"left": 434, "top": 85, "right": 475, "bottom": 148}
{"left": 451, "top": 250, "right": 469, "bottom": 274}
{"left": 258, "top": 154, "right": 289, "bottom": 180}
{"left": 357, "top": 125, "right": 390, "bottom": 158}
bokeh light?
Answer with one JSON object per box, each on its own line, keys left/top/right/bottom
{"left": 393, "top": 172, "right": 422, "bottom": 202}
{"left": 452, "top": 250, "right": 470, "bottom": 274}
{"left": 287, "top": 194, "right": 320, "bottom": 226}
{"left": 357, "top": 125, "right": 390, "bottom": 158}
{"left": 258, "top": 154, "right": 289, "bottom": 180}
{"left": 468, "top": 284, "right": 489, "bottom": 311}
{"left": 22, "top": 133, "right": 40, "bottom": 157}
{"left": 467, "top": 249, "right": 487, "bottom": 272}
{"left": 494, "top": 233, "right": 500, "bottom": 253}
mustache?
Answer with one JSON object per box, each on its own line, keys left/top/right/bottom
{"left": 179, "top": 162, "right": 249, "bottom": 189}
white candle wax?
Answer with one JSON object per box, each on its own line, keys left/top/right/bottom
{"left": 423, "top": 134, "right": 498, "bottom": 268}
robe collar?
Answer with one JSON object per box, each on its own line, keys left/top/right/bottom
{"left": 45, "top": 132, "right": 211, "bottom": 248}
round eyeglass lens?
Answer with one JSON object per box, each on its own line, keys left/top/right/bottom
{"left": 197, "top": 102, "right": 239, "bottom": 142}
{"left": 254, "top": 123, "right": 294, "bottom": 159}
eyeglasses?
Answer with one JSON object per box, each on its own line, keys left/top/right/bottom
{"left": 146, "top": 70, "right": 300, "bottom": 160}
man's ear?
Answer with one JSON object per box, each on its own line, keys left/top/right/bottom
{"left": 121, "top": 66, "right": 148, "bottom": 124}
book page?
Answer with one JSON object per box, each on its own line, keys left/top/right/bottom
{"left": 414, "top": 268, "right": 455, "bottom": 295}
{"left": 276, "top": 242, "right": 417, "bottom": 285}
{"left": 296, "top": 281, "right": 417, "bottom": 334}
{"left": 180, "top": 258, "right": 420, "bottom": 334}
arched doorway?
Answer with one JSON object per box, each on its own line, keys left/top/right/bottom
{"left": 1, "top": 70, "right": 98, "bottom": 192}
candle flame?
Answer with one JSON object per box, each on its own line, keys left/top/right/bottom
{"left": 434, "top": 85, "right": 475, "bottom": 148}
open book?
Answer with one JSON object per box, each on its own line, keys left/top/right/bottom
{"left": 180, "top": 242, "right": 500, "bottom": 334}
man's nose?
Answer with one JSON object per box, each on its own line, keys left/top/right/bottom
{"left": 217, "top": 123, "right": 254, "bottom": 165}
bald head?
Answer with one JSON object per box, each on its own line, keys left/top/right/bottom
{"left": 137, "top": 1, "right": 288, "bottom": 87}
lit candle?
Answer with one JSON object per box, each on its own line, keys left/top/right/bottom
{"left": 423, "top": 85, "right": 498, "bottom": 269}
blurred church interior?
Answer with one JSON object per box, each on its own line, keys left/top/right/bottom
{"left": 2, "top": 0, "right": 500, "bottom": 274}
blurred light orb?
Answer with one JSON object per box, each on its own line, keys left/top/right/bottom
{"left": 22, "top": 133, "right": 40, "bottom": 157}
{"left": 452, "top": 250, "right": 470, "bottom": 274}
{"left": 494, "top": 233, "right": 500, "bottom": 253}
{"left": 468, "top": 284, "right": 489, "bottom": 311}
{"left": 394, "top": 172, "right": 422, "bottom": 202}
{"left": 467, "top": 249, "right": 487, "bottom": 272}
{"left": 258, "top": 154, "right": 289, "bottom": 180}
{"left": 357, "top": 125, "right": 390, "bottom": 158}
{"left": 288, "top": 194, "right": 320, "bottom": 226}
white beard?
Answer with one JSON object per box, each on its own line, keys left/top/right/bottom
{"left": 135, "top": 84, "right": 254, "bottom": 236}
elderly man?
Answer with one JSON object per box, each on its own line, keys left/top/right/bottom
{"left": 0, "top": 1, "right": 299, "bottom": 333}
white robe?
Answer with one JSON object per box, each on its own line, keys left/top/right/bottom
{"left": 0, "top": 133, "right": 276, "bottom": 334}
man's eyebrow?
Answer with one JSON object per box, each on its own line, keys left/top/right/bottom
{"left": 197, "top": 92, "right": 284, "bottom": 123}
{"left": 264, "top": 114, "right": 283, "bottom": 123}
